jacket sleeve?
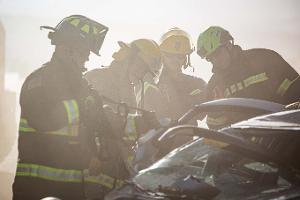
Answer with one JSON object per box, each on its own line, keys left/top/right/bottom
{"left": 266, "top": 50, "right": 300, "bottom": 104}
{"left": 20, "top": 69, "right": 68, "bottom": 132}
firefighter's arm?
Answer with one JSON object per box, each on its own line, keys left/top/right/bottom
{"left": 267, "top": 51, "right": 300, "bottom": 101}
{"left": 20, "top": 75, "right": 68, "bottom": 131}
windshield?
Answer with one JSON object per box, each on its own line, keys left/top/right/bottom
{"left": 133, "top": 138, "right": 293, "bottom": 199}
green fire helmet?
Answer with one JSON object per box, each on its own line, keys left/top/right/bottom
{"left": 197, "top": 26, "right": 233, "bottom": 58}
{"left": 41, "top": 15, "right": 109, "bottom": 55}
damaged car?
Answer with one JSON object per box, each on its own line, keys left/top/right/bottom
{"left": 105, "top": 104, "right": 300, "bottom": 200}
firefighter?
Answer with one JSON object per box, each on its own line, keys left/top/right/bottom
{"left": 197, "top": 26, "right": 300, "bottom": 129}
{"left": 136, "top": 27, "right": 206, "bottom": 120}
{"left": 13, "top": 15, "right": 110, "bottom": 200}
{"left": 133, "top": 28, "right": 207, "bottom": 156}
{"left": 85, "top": 39, "right": 162, "bottom": 109}
{"left": 83, "top": 39, "right": 163, "bottom": 198}
{"left": 85, "top": 39, "right": 162, "bottom": 142}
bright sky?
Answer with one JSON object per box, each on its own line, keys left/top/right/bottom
{"left": 1, "top": 0, "right": 300, "bottom": 86}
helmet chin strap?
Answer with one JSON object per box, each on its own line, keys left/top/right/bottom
{"left": 183, "top": 54, "right": 194, "bottom": 72}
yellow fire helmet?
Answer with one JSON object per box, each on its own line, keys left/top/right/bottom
{"left": 159, "top": 27, "right": 194, "bottom": 55}
{"left": 113, "top": 39, "right": 163, "bottom": 81}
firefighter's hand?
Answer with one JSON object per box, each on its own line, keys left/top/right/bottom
{"left": 88, "top": 157, "right": 102, "bottom": 176}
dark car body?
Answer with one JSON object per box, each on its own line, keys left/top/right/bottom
{"left": 105, "top": 109, "right": 300, "bottom": 200}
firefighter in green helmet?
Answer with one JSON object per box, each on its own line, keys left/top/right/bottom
{"left": 13, "top": 15, "right": 111, "bottom": 200}
{"left": 197, "top": 26, "right": 300, "bottom": 129}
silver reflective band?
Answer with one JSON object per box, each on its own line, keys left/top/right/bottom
{"left": 16, "top": 163, "right": 82, "bottom": 183}
{"left": 224, "top": 72, "right": 269, "bottom": 97}
{"left": 20, "top": 99, "right": 80, "bottom": 136}
{"left": 276, "top": 76, "right": 300, "bottom": 96}
{"left": 63, "top": 100, "right": 79, "bottom": 125}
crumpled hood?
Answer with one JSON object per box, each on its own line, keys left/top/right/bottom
{"left": 230, "top": 109, "right": 300, "bottom": 131}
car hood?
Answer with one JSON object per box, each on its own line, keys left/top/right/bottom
{"left": 230, "top": 109, "right": 300, "bottom": 131}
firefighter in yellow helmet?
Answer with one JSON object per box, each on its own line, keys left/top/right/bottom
{"left": 84, "top": 39, "right": 163, "bottom": 198}
{"left": 85, "top": 39, "right": 162, "bottom": 110}
{"left": 137, "top": 27, "right": 206, "bottom": 120}
{"left": 85, "top": 38, "right": 162, "bottom": 143}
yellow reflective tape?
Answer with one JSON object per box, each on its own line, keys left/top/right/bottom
{"left": 63, "top": 100, "right": 79, "bottom": 125}
{"left": 276, "top": 76, "right": 299, "bottom": 96}
{"left": 84, "top": 171, "right": 124, "bottom": 189}
{"left": 237, "top": 82, "right": 243, "bottom": 90}
{"left": 224, "top": 88, "right": 231, "bottom": 97}
{"left": 19, "top": 127, "right": 36, "bottom": 132}
{"left": 69, "top": 19, "right": 80, "bottom": 27}
{"left": 67, "top": 100, "right": 79, "bottom": 136}
{"left": 243, "top": 72, "right": 268, "bottom": 88}
{"left": 71, "top": 100, "right": 79, "bottom": 123}
{"left": 189, "top": 89, "right": 202, "bottom": 96}
{"left": 20, "top": 123, "right": 77, "bottom": 137}
{"left": 81, "top": 24, "right": 90, "bottom": 33}
{"left": 93, "top": 26, "right": 98, "bottom": 34}
{"left": 21, "top": 99, "right": 79, "bottom": 136}
{"left": 230, "top": 84, "right": 237, "bottom": 94}
{"left": 16, "top": 163, "right": 82, "bottom": 183}
{"left": 124, "top": 114, "right": 138, "bottom": 141}
{"left": 203, "top": 138, "right": 229, "bottom": 148}
{"left": 63, "top": 101, "right": 72, "bottom": 124}
{"left": 19, "top": 118, "right": 36, "bottom": 132}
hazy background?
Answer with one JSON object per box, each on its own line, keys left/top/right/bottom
{"left": 0, "top": 0, "right": 300, "bottom": 199}
{"left": 1, "top": 0, "right": 300, "bottom": 83}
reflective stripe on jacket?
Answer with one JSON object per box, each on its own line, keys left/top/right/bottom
{"left": 19, "top": 99, "right": 79, "bottom": 136}
{"left": 16, "top": 163, "right": 82, "bottom": 183}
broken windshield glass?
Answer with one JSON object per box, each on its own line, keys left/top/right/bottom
{"left": 133, "top": 138, "right": 293, "bottom": 199}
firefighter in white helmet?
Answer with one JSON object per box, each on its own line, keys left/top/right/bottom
{"left": 137, "top": 27, "right": 206, "bottom": 120}
{"left": 134, "top": 28, "right": 207, "bottom": 154}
